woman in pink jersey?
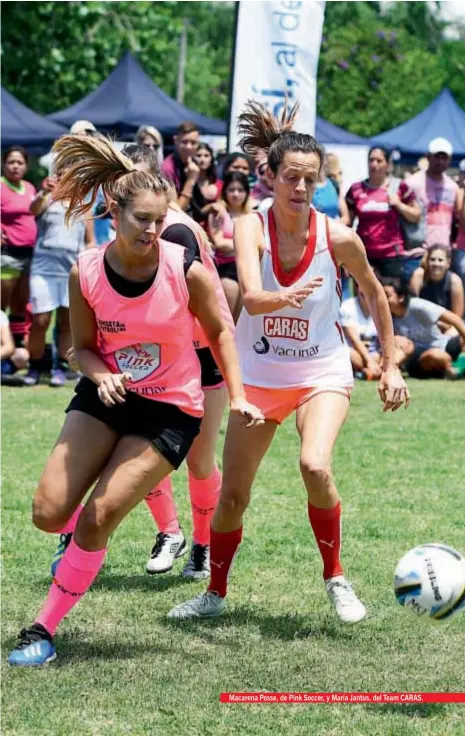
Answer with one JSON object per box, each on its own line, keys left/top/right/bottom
{"left": 125, "top": 147, "right": 235, "bottom": 581}
{"left": 169, "top": 101, "right": 410, "bottom": 626}
{"left": 56, "top": 144, "right": 235, "bottom": 581}
{"left": 8, "top": 135, "right": 262, "bottom": 667}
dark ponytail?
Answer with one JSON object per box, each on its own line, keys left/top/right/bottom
{"left": 237, "top": 99, "right": 324, "bottom": 174}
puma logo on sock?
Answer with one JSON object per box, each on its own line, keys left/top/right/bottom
{"left": 210, "top": 560, "right": 224, "bottom": 569}
{"left": 319, "top": 539, "right": 335, "bottom": 548}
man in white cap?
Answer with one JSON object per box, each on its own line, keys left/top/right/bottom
{"left": 408, "top": 137, "right": 461, "bottom": 249}
{"left": 69, "top": 120, "right": 97, "bottom": 136}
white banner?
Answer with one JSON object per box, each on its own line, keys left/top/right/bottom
{"left": 228, "top": 0, "right": 326, "bottom": 151}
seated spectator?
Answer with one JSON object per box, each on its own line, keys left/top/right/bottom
{"left": 221, "top": 152, "right": 252, "bottom": 179}
{"left": 1, "top": 308, "right": 29, "bottom": 384}
{"left": 346, "top": 147, "right": 421, "bottom": 283}
{"left": 408, "top": 138, "right": 461, "bottom": 250}
{"left": 340, "top": 288, "right": 382, "bottom": 379}
{"left": 382, "top": 277, "right": 465, "bottom": 379}
{"left": 410, "top": 245, "right": 464, "bottom": 318}
{"left": 340, "top": 287, "right": 413, "bottom": 378}
{"left": 24, "top": 166, "right": 95, "bottom": 387}
{"left": 209, "top": 171, "right": 251, "bottom": 321}
{"left": 1, "top": 146, "right": 38, "bottom": 349}
{"left": 161, "top": 121, "right": 200, "bottom": 213}
{"left": 190, "top": 142, "right": 222, "bottom": 224}
{"left": 134, "top": 125, "right": 164, "bottom": 167}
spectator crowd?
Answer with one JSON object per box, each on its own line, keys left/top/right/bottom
{"left": 2, "top": 120, "right": 465, "bottom": 386}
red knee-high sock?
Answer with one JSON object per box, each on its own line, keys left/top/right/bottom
{"left": 189, "top": 465, "right": 221, "bottom": 546}
{"left": 145, "top": 476, "right": 180, "bottom": 535}
{"left": 35, "top": 539, "right": 106, "bottom": 636}
{"left": 308, "top": 502, "right": 343, "bottom": 580}
{"left": 207, "top": 526, "right": 242, "bottom": 598}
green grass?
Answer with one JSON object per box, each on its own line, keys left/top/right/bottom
{"left": 1, "top": 381, "right": 465, "bottom": 735}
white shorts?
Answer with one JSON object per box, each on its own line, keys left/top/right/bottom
{"left": 30, "top": 274, "right": 69, "bottom": 314}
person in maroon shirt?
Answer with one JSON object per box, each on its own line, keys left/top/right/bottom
{"left": 346, "top": 147, "right": 421, "bottom": 283}
{"left": 161, "top": 121, "right": 200, "bottom": 214}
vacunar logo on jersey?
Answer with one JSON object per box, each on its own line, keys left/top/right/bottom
{"left": 263, "top": 316, "right": 309, "bottom": 341}
{"left": 114, "top": 343, "right": 161, "bottom": 383}
{"left": 253, "top": 336, "right": 270, "bottom": 355}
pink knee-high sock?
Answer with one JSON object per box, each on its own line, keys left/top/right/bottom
{"left": 308, "top": 502, "right": 343, "bottom": 580}
{"left": 57, "top": 504, "right": 84, "bottom": 535}
{"left": 35, "top": 539, "right": 106, "bottom": 636}
{"left": 189, "top": 465, "right": 221, "bottom": 546}
{"left": 145, "top": 476, "right": 180, "bottom": 535}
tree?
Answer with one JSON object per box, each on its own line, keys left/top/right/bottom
{"left": 1, "top": 1, "right": 234, "bottom": 119}
{"left": 1, "top": 1, "right": 464, "bottom": 137}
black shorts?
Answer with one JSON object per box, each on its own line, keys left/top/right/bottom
{"left": 196, "top": 347, "right": 224, "bottom": 389}
{"left": 216, "top": 261, "right": 238, "bottom": 282}
{"left": 66, "top": 377, "right": 202, "bottom": 469}
{"left": 406, "top": 336, "right": 462, "bottom": 378}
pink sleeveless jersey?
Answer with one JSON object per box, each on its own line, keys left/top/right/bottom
{"left": 78, "top": 241, "right": 204, "bottom": 417}
{"left": 162, "top": 207, "right": 234, "bottom": 349}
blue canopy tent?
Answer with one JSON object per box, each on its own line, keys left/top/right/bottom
{"left": 372, "top": 88, "right": 465, "bottom": 160}
{"left": 1, "top": 87, "right": 67, "bottom": 153}
{"left": 48, "top": 51, "right": 226, "bottom": 137}
{"left": 315, "top": 117, "right": 369, "bottom": 145}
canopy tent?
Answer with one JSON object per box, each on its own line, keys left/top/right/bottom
{"left": 1, "top": 87, "right": 67, "bottom": 152}
{"left": 315, "top": 117, "right": 369, "bottom": 145}
{"left": 48, "top": 51, "right": 226, "bottom": 137}
{"left": 372, "top": 88, "right": 465, "bottom": 159}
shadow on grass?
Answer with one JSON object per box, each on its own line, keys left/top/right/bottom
{"left": 367, "top": 702, "right": 448, "bottom": 719}
{"left": 163, "top": 604, "right": 359, "bottom": 642}
{"left": 2, "top": 632, "right": 192, "bottom": 667}
{"left": 36, "top": 571, "right": 196, "bottom": 594}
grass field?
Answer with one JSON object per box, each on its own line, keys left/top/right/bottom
{"left": 1, "top": 380, "right": 465, "bottom": 735}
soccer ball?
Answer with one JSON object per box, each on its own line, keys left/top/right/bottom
{"left": 394, "top": 543, "right": 465, "bottom": 621}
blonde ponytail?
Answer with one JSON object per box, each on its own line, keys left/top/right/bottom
{"left": 51, "top": 135, "right": 170, "bottom": 223}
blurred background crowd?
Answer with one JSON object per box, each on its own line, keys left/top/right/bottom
{"left": 2, "top": 1, "right": 465, "bottom": 387}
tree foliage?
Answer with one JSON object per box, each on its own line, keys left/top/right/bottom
{"left": 1, "top": 1, "right": 234, "bottom": 119}
{"left": 1, "top": 1, "right": 464, "bottom": 137}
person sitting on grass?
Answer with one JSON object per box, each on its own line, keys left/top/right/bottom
{"left": 1, "top": 309, "right": 29, "bottom": 384}
{"left": 410, "top": 245, "right": 464, "bottom": 319}
{"left": 382, "top": 277, "right": 465, "bottom": 379}
{"left": 340, "top": 286, "right": 414, "bottom": 379}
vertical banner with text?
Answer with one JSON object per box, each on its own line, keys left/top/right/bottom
{"left": 228, "top": 0, "right": 326, "bottom": 150}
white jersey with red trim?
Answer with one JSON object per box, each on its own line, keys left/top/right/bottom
{"left": 235, "top": 207, "right": 353, "bottom": 389}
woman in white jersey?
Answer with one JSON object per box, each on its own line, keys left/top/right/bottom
{"left": 169, "top": 101, "right": 410, "bottom": 625}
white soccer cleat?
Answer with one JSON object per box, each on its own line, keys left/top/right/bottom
{"left": 167, "top": 591, "right": 226, "bottom": 620}
{"left": 146, "top": 531, "right": 187, "bottom": 574}
{"left": 326, "top": 575, "right": 367, "bottom": 624}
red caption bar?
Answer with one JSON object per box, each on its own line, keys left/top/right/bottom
{"left": 220, "top": 692, "right": 465, "bottom": 704}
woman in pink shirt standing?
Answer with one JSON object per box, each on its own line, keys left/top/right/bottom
{"left": 7, "top": 134, "right": 262, "bottom": 667}
{"left": 1, "top": 146, "right": 37, "bottom": 347}
{"left": 346, "top": 147, "right": 421, "bottom": 283}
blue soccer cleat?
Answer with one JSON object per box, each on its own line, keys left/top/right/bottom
{"left": 50, "top": 532, "right": 72, "bottom": 577}
{"left": 8, "top": 624, "right": 56, "bottom": 667}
